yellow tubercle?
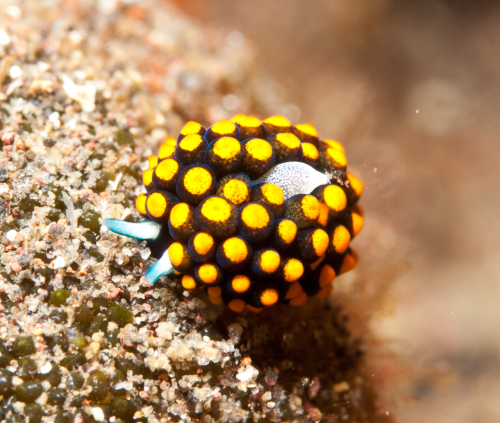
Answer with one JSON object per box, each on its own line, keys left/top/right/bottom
{"left": 278, "top": 220, "right": 297, "bottom": 244}
{"left": 193, "top": 233, "right": 214, "bottom": 255}
{"left": 158, "top": 143, "right": 175, "bottom": 160}
{"left": 223, "top": 179, "right": 249, "bottom": 205}
{"left": 260, "top": 250, "right": 280, "bottom": 274}
{"left": 168, "top": 243, "right": 185, "bottom": 267}
{"left": 143, "top": 169, "right": 153, "bottom": 187}
{"left": 264, "top": 115, "right": 291, "bottom": 127}
{"left": 246, "top": 138, "right": 273, "bottom": 161}
{"left": 332, "top": 225, "right": 350, "bottom": 253}
{"left": 183, "top": 167, "right": 212, "bottom": 195}
{"left": 351, "top": 213, "right": 364, "bottom": 237}
{"left": 302, "top": 143, "right": 319, "bottom": 160}
{"left": 179, "top": 134, "right": 204, "bottom": 152}
{"left": 261, "top": 184, "right": 284, "bottom": 206}
{"left": 241, "top": 204, "right": 269, "bottom": 229}
{"left": 283, "top": 259, "right": 304, "bottom": 282}
{"left": 347, "top": 172, "right": 364, "bottom": 197}
{"left": 321, "top": 139, "right": 344, "bottom": 152}
{"left": 232, "top": 275, "right": 251, "bottom": 293}
{"left": 276, "top": 133, "right": 301, "bottom": 149}
{"left": 323, "top": 185, "right": 347, "bottom": 212}
{"left": 155, "top": 159, "right": 179, "bottom": 180}
{"left": 213, "top": 137, "right": 241, "bottom": 159}
{"left": 165, "top": 136, "right": 177, "bottom": 147}
{"left": 312, "top": 229, "right": 329, "bottom": 256}
{"left": 326, "top": 148, "right": 347, "bottom": 167}
{"left": 301, "top": 195, "right": 320, "bottom": 220}
{"left": 198, "top": 264, "right": 218, "bottom": 284}
{"left": 317, "top": 203, "right": 329, "bottom": 227}
{"left": 146, "top": 192, "right": 167, "bottom": 218}
{"left": 239, "top": 116, "right": 261, "bottom": 128}
{"left": 260, "top": 289, "right": 279, "bottom": 306}
{"left": 182, "top": 275, "right": 197, "bottom": 290}
{"left": 201, "top": 197, "right": 231, "bottom": 222}
{"left": 169, "top": 203, "right": 190, "bottom": 228}
{"left": 230, "top": 114, "right": 247, "bottom": 123}
{"left": 295, "top": 123, "right": 318, "bottom": 137}
{"left": 136, "top": 193, "right": 147, "bottom": 215}
{"left": 180, "top": 121, "right": 203, "bottom": 135}
{"left": 211, "top": 119, "right": 236, "bottom": 135}
{"left": 223, "top": 238, "right": 248, "bottom": 263}
{"left": 148, "top": 155, "right": 158, "bottom": 169}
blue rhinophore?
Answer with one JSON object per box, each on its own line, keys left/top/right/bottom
{"left": 104, "top": 218, "right": 162, "bottom": 240}
{"left": 144, "top": 250, "right": 174, "bottom": 284}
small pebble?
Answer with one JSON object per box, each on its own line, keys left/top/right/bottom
{"left": 43, "top": 138, "right": 56, "bottom": 147}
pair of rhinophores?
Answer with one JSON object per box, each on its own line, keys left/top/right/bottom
{"left": 105, "top": 114, "right": 364, "bottom": 313}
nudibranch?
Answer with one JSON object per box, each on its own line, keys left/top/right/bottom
{"left": 105, "top": 115, "right": 364, "bottom": 312}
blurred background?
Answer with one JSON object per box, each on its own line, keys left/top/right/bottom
{"left": 172, "top": 1, "right": 500, "bottom": 422}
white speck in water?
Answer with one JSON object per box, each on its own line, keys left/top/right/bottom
{"left": 416, "top": 109, "right": 420, "bottom": 114}
{"left": 374, "top": 167, "right": 377, "bottom": 172}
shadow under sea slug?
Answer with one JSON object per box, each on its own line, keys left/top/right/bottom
{"left": 105, "top": 115, "right": 364, "bottom": 312}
